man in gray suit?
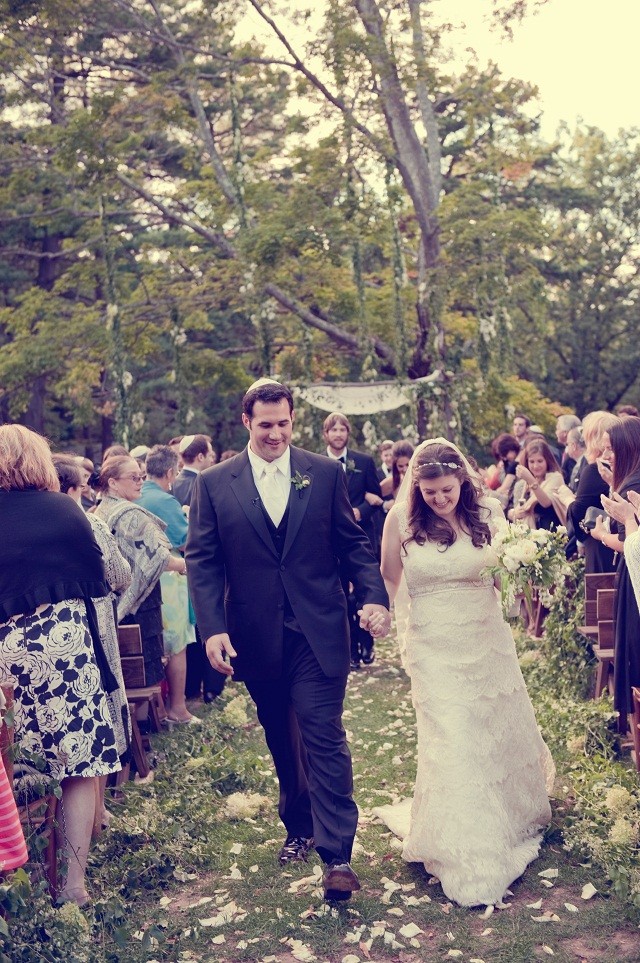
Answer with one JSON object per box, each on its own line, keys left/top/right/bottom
{"left": 186, "top": 379, "right": 390, "bottom": 901}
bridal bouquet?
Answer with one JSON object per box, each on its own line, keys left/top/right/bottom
{"left": 484, "top": 519, "right": 570, "bottom": 618}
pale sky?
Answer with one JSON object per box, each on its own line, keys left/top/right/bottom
{"left": 240, "top": 0, "right": 639, "bottom": 141}
{"left": 441, "top": 0, "right": 639, "bottom": 138}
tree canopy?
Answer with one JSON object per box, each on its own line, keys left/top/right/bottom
{"left": 0, "top": 0, "right": 638, "bottom": 454}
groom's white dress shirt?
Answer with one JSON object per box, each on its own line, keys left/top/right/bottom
{"left": 248, "top": 445, "right": 291, "bottom": 527}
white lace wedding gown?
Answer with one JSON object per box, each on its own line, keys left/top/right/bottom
{"left": 374, "top": 498, "right": 555, "bottom": 907}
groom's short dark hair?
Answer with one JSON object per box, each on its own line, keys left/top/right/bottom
{"left": 243, "top": 382, "right": 294, "bottom": 419}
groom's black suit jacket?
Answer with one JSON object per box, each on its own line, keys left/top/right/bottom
{"left": 186, "top": 445, "right": 388, "bottom": 682}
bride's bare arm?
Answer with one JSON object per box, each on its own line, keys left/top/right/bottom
{"left": 380, "top": 506, "right": 403, "bottom": 603}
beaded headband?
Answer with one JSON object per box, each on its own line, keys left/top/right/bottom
{"left": 416, "top": 460, "right": 461, "bottom": 470}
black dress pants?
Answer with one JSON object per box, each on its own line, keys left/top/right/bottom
{"left": 185, "top": 624, "right": 226, "bottom": 699}
{"left": 244, "top": 628, "right": 356, "bottom": 864}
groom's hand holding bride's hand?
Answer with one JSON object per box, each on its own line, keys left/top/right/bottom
{"left": 358, "top": 603, "right": 391, "bottom": 639}
{"left": 205, "top": 633, "right": 237, "bottom": 676}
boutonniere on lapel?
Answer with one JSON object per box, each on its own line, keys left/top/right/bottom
{"left": 345, "top": 459, "right": 361, "bottom": 474}
{"left": 291, "top": 471, "right": 311, "bottom": 496}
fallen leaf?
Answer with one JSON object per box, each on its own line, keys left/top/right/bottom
{"left": 481, "top": 928, "right": 494, "bottom": 936}
{"left": 470, "top": 958, "right": 487, "bottom": 962}
{"left": 387, "top": 907, "right": 404, "bottom": 916}
{"left": 541, "top": 946, "right": 554, "bottom": 956}
{"left": 538, "top": 868, "right": 559, "bottom": 879}
{"left": 527, "top": 899, "right": 543, "bottom": 910}
{"left": 540, "top": 879, "right": 555, "bottom": 888}
{"left": 210, "top": 935, "right": 225, "bottom": 945}
{"left": 531, "top": 912, "right": 561, "bottom": 923}
{"left": 229, "top": 843, "right": 243, "bottom": 855}
{"left": 564, "top": 903, "right": 579, "bottom": 913}
{"left": 581, "top": 883, "right": 598, "bottom": 900}
{"left": 447, "top": 952, "right": 464, "bottom": 959}
{"left": 399, "top": 922, "right": 423, "bottom": 938}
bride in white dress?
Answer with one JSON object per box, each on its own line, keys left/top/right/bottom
{"left": 375, "top": 438, "right": 555, "bottom": 908}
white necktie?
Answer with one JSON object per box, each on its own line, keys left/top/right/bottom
{"left": 261, "top": 463, "right": 287, "bottom": 526}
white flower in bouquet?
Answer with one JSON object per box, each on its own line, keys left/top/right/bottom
{"left": 483, "top": 520, "right": 569, "bottom": 618}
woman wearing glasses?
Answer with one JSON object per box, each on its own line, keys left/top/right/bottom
{"left": 94, "top": 456, "right": 187, "bottom": 691}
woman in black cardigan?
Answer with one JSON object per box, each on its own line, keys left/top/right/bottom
{"left": 590, "top": 417, "right": 640, "bottom": 731}
{"left": 0, "top": 425, "right": 119, "bottom": 906}
{"left": 566, "top": 411, "right": 620, "bottom": 573}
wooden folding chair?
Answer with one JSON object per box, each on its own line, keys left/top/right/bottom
{"left": 592, "top": 587, "right": 616, "bottom": 698}
{"left": 631, "top": 687, "right": 640, "bottom": 772}
{"left": 115, "top": 625, "right": 163, "bottom": 782}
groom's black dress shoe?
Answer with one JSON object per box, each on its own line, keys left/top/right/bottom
{"left": 361, "top": 646, "right": 375, "bottom": 665}
{"left": 349, "top": 660, "right": 361, "bottom": 672}
{"left": 278, "top": 835, "right": 314, "bottom": 865}
{"left": 323, "top": 861, "right": 361, "bottom": 901}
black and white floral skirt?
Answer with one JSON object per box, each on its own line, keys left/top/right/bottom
{"left": 0, "top": 599, "right": 119, "bottom": 781}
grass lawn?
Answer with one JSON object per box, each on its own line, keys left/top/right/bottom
{"left": 46, "top": 632, "right": 637, "bottom": 963}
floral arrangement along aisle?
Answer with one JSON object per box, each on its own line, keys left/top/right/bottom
{"left": 484, "top": 519, "right": 571, "bottom": 620}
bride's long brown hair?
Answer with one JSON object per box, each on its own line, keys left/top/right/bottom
{"left": 404, "top": 443, "right": 491, "bottom": 552}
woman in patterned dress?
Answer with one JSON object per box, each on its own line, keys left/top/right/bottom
{"left": 53, "top": 455, "right": 133, "bottom": 825}
{"left": 0, "top": 426, "right": 120, "bottom": 906}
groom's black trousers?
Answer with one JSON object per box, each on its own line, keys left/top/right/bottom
{"left": 244, "top": 627, "right": 357, "bottom": 864}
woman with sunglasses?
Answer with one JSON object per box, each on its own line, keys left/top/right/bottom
{"left": 93, "top": 456, "right": 187, "bottom": 693}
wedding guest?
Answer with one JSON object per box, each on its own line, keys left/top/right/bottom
{"left": 172, "top": 434, "right": 216, "bottom": 508}
{"left": 512, "top": 413, "right": 530, "bottom": 449}
{"left": 491, "top": 433, "right": 520, "bottom": 514}
{"left": 54, "top": 455, "right": 132, "bottom": 827}
{"left": 138, "top": 445, "right": 200, "bottom": 725}
{"left": 615, "top": 405, "right": 640, "bottom": 418}
{"left": 220, "top": 448, "right": 240, "bottom": 461}
{"left": 0, "top": 425, "right": 120, "bottom": 905}
{"left": 322, "top": 411, "right": 383, "bottom": 668}
{"left": 556, "top": 414, "right": 581, "bottom": 484}
{"left": 510, "top": 439, "right": 563, "bottom": 529}
{"left": 93, "top": 457, "right": 186, "bottom": 704}
{"left": 186, "top": 379, "right": 390, "bottom": 902}
{"left": 380, "top": 440, "right": 414, "bottom": 506}
{"left": 0, "top": 688, "right": 28, "bottom": 873}
{"left": 593, "top": 418, "right": 640, "bottom": 730}
{"left": 566, "top": 411, "right": 619, "bottom": 573}
{"left": 102, "top": 444, "right": 129, "bottom": 461}
{"left": 566, "top": 426, "right": 586, "bottom": 493}
{"left": 377, "top": 440, "right": 394, "bottom": 480}
{"left": 170, "top": 434, "right": 222, "bottom": 705}
{"left": 74, "top": 456, "right": 97, "bottom": 511}
{"left": 377, "top": 439, "right": 554, "bottom": 907}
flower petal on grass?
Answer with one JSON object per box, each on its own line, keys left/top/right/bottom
{"left": 399, "top": 923, "right": 423, "bottom": 937}
{"left": 538, "top": 868, "right": 559, "bottom": 879}
{"left": 581, "top": 883, "right": 598, "bottom": 900}
{"left": 563, "top": 903, "right": 579, "bottom": 913}
{"left": 541, "top": 946, "right": 554, "bottom": 955}
{"left": 526, "top": 899, "right": 543, "bottom": 909}
{"left": 479, "top": 905, "right": 494, "bottom": 919}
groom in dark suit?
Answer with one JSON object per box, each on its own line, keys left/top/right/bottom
{"left": 186, "top": 380, "right": 390, "bottom": 900}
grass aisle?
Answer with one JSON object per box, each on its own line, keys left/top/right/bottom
{"left": 5, "top": 633, "right": 640, "bottom": 962}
